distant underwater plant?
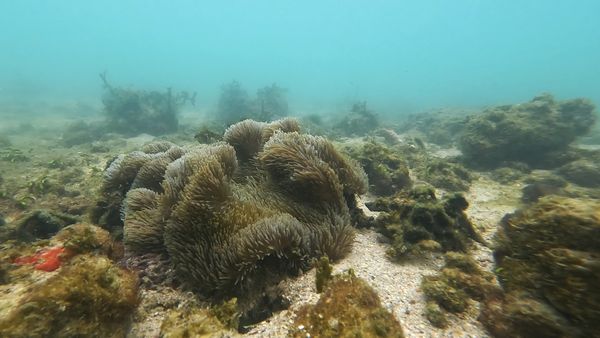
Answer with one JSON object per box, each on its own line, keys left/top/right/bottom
{"left": 334, "top": 101, "right": 379, "bottom": 137}
{"left": 217, "top": 81, "right": 290, "bottom": 124}
{"left": 100, "top": 72, "right": 195, "bottom": 136}
{"left": 96, "top": 118, "right": 368, "bottom": 300}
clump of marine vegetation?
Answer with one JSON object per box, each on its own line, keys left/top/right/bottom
{"left": 367, "top": 185, "right": 483, "bottom": 259}
{"left": 292, "top": 260, "right": 405, "bottom": 338}
{"left": 217, "top": 80, "right": 289, "bottom": 124}
{"left": 397, "top": 109, "right": 470, "bottom": 146}
{"left": 0, "top": 223, "right": 137, "bottom": 337}
{"left": 459, "top": 93, "right": 597, "bottom": 168}
{"left": 480, "top": 196, "right": 600, "bottom": 338}
{"left": 345, "top": 139, "right": 412, "bottom": 195}
{"left": 93, "top": 118, "right": 368, "bottom": 321}
{"left": 334, "top": 101, "right": 380, "bottom": 137}
{"left": 159, "top": 305, "right": 240, "bottom": 337}
{"left": 342, "top": 133, "right": 473, "bottom": 193}
{"left": 100, "top": 72, "right": 196, "bottom": 136}
{"left": 422, "top": 252, "right": 500, "bottom": 328}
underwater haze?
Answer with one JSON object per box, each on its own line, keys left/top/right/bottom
{"left": 1, "top": 0, "right": 600, "bottom": 114}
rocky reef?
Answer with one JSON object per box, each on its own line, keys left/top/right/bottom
{"left": 481, "top": 196, "right": 600, "bottom": 337}
{"left": 368, "top": 186, "right": 483, "bottom": 259}
{"left": 460, "top": 94, "right": 596, "bottom": 168}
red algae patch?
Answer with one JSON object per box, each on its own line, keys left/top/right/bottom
{"left": 13, "top": 246, "right": 71, "bottom": 272}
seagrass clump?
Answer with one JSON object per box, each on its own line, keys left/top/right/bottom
{"left": 103, "top": 118, "right": 367, "bottom": 298}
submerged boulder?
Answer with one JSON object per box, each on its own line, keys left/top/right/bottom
{"left": 292, "top": 270, "right": 405, "bottom": 338}
{"left": 345, "top": 140, "right": 412, "bottom": 196}
{"left": 459, "top": 94, "right": 596, "bottom": 168}
{"left": 481, "top": 196, "right": 600, "bottom": 337}
{"left": 368, "top": 185, "right": 483, "bottom": 259}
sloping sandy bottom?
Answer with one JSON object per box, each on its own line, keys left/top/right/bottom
{"left": 128, "top": 176, "right": 521, "bottom": 337}
{"left": 246, "top": 176, "right": 521, "bottom": 337}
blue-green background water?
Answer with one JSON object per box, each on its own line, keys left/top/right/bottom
{"left": 1, "top": 0, "right": 599, "bottom": 114}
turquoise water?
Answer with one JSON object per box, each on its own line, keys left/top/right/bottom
{"left": 1, "top": 0, "right": 599, "bottom": 113}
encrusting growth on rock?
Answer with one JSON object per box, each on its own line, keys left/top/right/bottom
{"left": 293, "top": 270, "right": 405, "bottom": 338}
{"left": 368, "top": 186, "right": 483, "bottom": 259}
{"left": 481, "top": 196, "right": 600, "bottom": 338}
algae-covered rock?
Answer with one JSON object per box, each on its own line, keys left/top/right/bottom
{"left": 417, "top": 158, "right": 472, "bottom": 192}
{"left": 0, "top": 255, "right": 138, "bottom": 338}
{"left": 459, "top": 94, "right": 597, "bottom": 168}
{"left": 482, "top": 196, "right": 600, "bottom": 337}
{"left": 15, "top": 209, "right": 79, "bottom": 242}
{"left": 422, "top": 252, "right": 499, "bottom": 323}
{"left": 54, "top": 223, "right": 117, "bottom": 258}
{"left": 346, "top": 140, "right": 411, "bottom": 196}
{"left": 160, "top": 306, "right": 239, "bottom": 338}
{"left": 556, "top": 159, "right": 600, "bottom": 187}
{"left": 292, "top": 271, "right": 405, "bottom": 338}
{"left": 520, "top": 171, "right": 568, "bottom": 203}
{"left": 369, "top": 186, "right": 483, "bottom": 259}
{"left": 424, "top": 302, "right": 448, "bottom": 328}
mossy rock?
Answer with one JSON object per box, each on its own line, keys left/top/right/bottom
{"left": 369, "top": 187, "right": 482, "bottom": 259}
{"left": 15, "top": 209, "right": 79, "bottom": 242}
{"left": 459, "top": 94, "right": 597, "bottom": 168}
{"left": 346, "top": 140, "right": 411, "bottom": 196}
{"left": 424, "top": 302, "right": 448, "bottom": 328}
{"left": 160, "top": 306, "right": 239, "bottom": 338}
{"left": 556, "top": 159, "right": 600, "bottom": 187}
{"left": 422, "top": 252, "right": 499, "bottom": 321}
{"left": 484, "top": 196, "right": 600, "bottom": 337}
{"left": 417, "top": 158, "right": 472, "bottom": 192}
{"left": 0, "top": 255, "right": 138, "bottom": 337}
{"left": 520, "top": 171, "right": 568, "bottom": 203}
{"left": 292, "top": 271, "right": 404, "bottom": 338}
{"left": 54, "top": 223, "right": 118, "bottom": 258}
